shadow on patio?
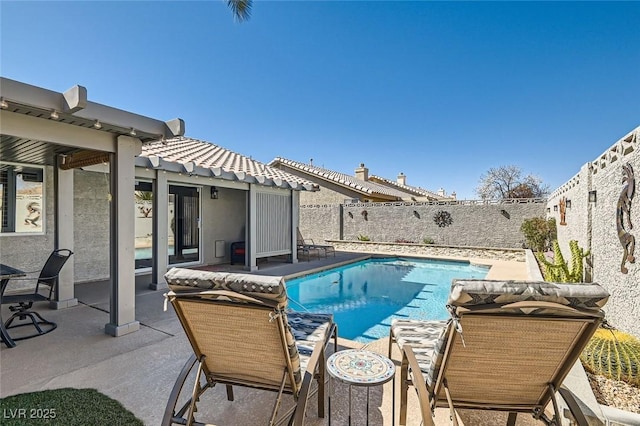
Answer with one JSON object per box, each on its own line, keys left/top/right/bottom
{"left": 0, "top": 252, "right": 594, "bottom": 425}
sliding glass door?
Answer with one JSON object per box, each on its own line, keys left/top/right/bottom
{"left": 169, "top": 185, "right": 200, "bottom": 265}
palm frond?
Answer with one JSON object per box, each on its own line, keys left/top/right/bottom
{"left": 227, "top": 0, "right": 252, "bottom": 22}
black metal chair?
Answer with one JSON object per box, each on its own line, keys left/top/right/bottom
{"left": 2, "top": 249, "right": 73, "bottom": 340}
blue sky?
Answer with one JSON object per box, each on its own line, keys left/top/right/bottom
{"left": 1, "top": 1, "right": 638, "bottom": 199}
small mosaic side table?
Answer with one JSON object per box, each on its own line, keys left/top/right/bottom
{"left": 326, "top": 349, "right": 396, "bottom": 425}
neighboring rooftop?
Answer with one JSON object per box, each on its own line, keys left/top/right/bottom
{"left": 269, "top": 157, "right": 413, "bottom": 200}
{"left": 138, "top": 137, "right": 318, "bottom": 191}
{"left": 269, "top": 157, "right": 451, "bottom": 201}
{"left": 369, "top": 172, "right": 454, "bottom": 201}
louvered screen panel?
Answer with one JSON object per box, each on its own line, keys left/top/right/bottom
{"left": 256, "top": 192, "right": 291, "bottom": 257}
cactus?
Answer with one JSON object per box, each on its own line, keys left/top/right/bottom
{"left": 535, "top": 240, "right": 590, "bottom": 283}
{"left": 580, "top": 327, "right": 640, "bottom": 386}
{"left": 568, "top": 240, "right": 589, "bottom": 282}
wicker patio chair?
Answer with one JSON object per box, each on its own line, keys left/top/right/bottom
{"left": 162, "top": 268, "right": 338, "bottom": 426}
{"left": 389, "top": 279, "right": 609, "bottom": 426}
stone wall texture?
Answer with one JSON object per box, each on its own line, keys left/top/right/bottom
{"left": 74, "top": 169, "right": 111, "bottom": 282}
{"left": 329, "top": 240, "right": 526, "bottom": 262}
{"left": 547, "top": 126, "right": 639, "bottom": 337}
{"left": 300, "top": 199, "right": 546, "bottom": 248}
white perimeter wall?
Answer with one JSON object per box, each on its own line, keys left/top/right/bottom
{"left": 547, "top": 126, "right": 639, "bottom": 337}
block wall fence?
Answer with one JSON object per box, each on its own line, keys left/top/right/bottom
{"left": 546, "top": 126, "right": 639, "bottom": 337}
{"left": 299, "top": 199, "right": 547, "bottom": 249}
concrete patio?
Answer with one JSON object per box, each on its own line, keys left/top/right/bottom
{"left": 0, "top": 252, "right": 603, "bottom": 425}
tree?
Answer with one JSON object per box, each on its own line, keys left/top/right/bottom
{"left": 476, "top": 165, "right": 549, "bottom": 199}
{"left": 227, "top": 0, "right": 252, "bottom": 22}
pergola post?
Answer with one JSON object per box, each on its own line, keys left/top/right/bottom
{"left": 151, "top": 169, "right": 169, "bottom": 290}
{"left": 52, "top": 157, "right": 78, "bottom": 309}
{"left": 291, "top": 190, "right": 299, "bottom": 264}
{"left": 105, "top": 136, "right": 141, "bottom": 337}
{"left": 247, "top": 184, "right": 258, "bottom": 271}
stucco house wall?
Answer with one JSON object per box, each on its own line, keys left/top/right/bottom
{"left": 201, "top": 187, "right": 246, "bottom": 265}
{"left": 300, "top": 184, "right": 358, "bottom": 204}
{"left": 0, "top": 166, "right": 55, "bottom": 283}
{"left": 72, "top": 169, "right": 253, "bottom": 282}
{"left": 547, "top": 126, "right": 639, "bottom": 336}
{"left": 546, "top": 165, "right": 591, "bottom": 257}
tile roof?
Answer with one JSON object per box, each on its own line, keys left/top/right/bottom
{"left": 137, "top": 137, "right": 318, "bottom": 191}
{"left": 268, "top": 157, "right": 411, "bottom": 199}
{"left": 368, "top": 175, "right": 445, "bottom": 200}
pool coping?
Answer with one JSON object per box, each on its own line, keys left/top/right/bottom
{"left": 283, "top": 252, "right": 528, "bottom": 282}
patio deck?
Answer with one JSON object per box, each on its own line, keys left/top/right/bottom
{"left": 0, "top": 252, "right": 601, "bottom": 425}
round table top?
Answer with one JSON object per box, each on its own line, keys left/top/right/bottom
{"left": 326, "top": 349, "right": 395, "bottom": 386}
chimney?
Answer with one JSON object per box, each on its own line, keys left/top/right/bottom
{"left": 451, "top": 191, "right": 457, "bottom": 200}
{"left": 397, "top": 172, "right": 406, "bottom": 186}
{"left": 437, "top": 188, "right": 446, "bottom": 197}
{"left": 355, "top": 163, "right": 369, "bottom": 181}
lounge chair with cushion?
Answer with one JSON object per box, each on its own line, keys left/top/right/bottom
{"left": 389, "top": 279, "right": 609, "bottom": 426}
{"left": 296, "top": 228, "right": 335, "bottom": 258}
{"left": 162, "top": 267, "right": 338, "bottom": 426}
{"left": 297, "top": 245, "right": 322, "bottom": 262}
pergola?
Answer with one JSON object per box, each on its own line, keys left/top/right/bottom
{"left": 0, "top": 77, "right": 184, "bottom": 337}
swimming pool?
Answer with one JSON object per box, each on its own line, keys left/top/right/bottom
{"left": 286, "top": 257, "right": 489, "bottom": 343}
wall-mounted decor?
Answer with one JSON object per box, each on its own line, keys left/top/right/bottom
{"left": 559, "top": 197, "right": 567, "bottom": 226}
{"left": 413, "top": 210, "right": 420, "bottom": 219}
{"left": 589, "top": 191, "right": 597, "bottom": 203}
{"left": 433, "top": 210, "right": 453, "bottom": 228}
{"left": 347, "top": 212, "right": 353, "bottom": 219}
{"left": 617, "top": 163, "right": 635, "bottom": 274}
{"left": 361, "top": 210, "right": 368, "bottom": 221}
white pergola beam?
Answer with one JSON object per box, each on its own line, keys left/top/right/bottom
{"left": 1, "top": 77, "right": 185, "bottom": 139}
{"left": 0, "top": 110, "right": 116, "bottom": 152}
{"left": 63, "top": 85, "right": 87, "bottom": 113}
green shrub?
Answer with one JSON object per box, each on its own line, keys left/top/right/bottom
{"left": 521, "top": 217, "right": 556, "bottom": 252}
{"left": 357, "top": 235, "right": 370, "bottom": 241}
{"left": 422, "top": 237, "right": 435, "bottom": 244}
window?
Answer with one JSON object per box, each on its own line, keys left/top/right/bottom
{"left": 0, "top": 162, "right": 45, "bottom": 234}
{"left": 135, "top": 181, "right": 153, "bottom": 269}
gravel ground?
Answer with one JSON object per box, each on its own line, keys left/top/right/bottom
{"left": 587, "top": 373, "right": 640, "bottom": 414}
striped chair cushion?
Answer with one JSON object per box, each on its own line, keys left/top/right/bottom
{"left": 288, "top": 312, "right": 333, "bottom": 374}
{"left": 449, "top": 280, "right": 609, "bottom": 311}
{"left": 165, "top": 267, "right": 288, "bottom": 307}
{"left": 391, "top": 319, "right": 449, "bottom": 393}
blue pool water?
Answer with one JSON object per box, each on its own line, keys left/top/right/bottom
{"left": 286, "top": 257, "right": 489, "bottom": 343}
